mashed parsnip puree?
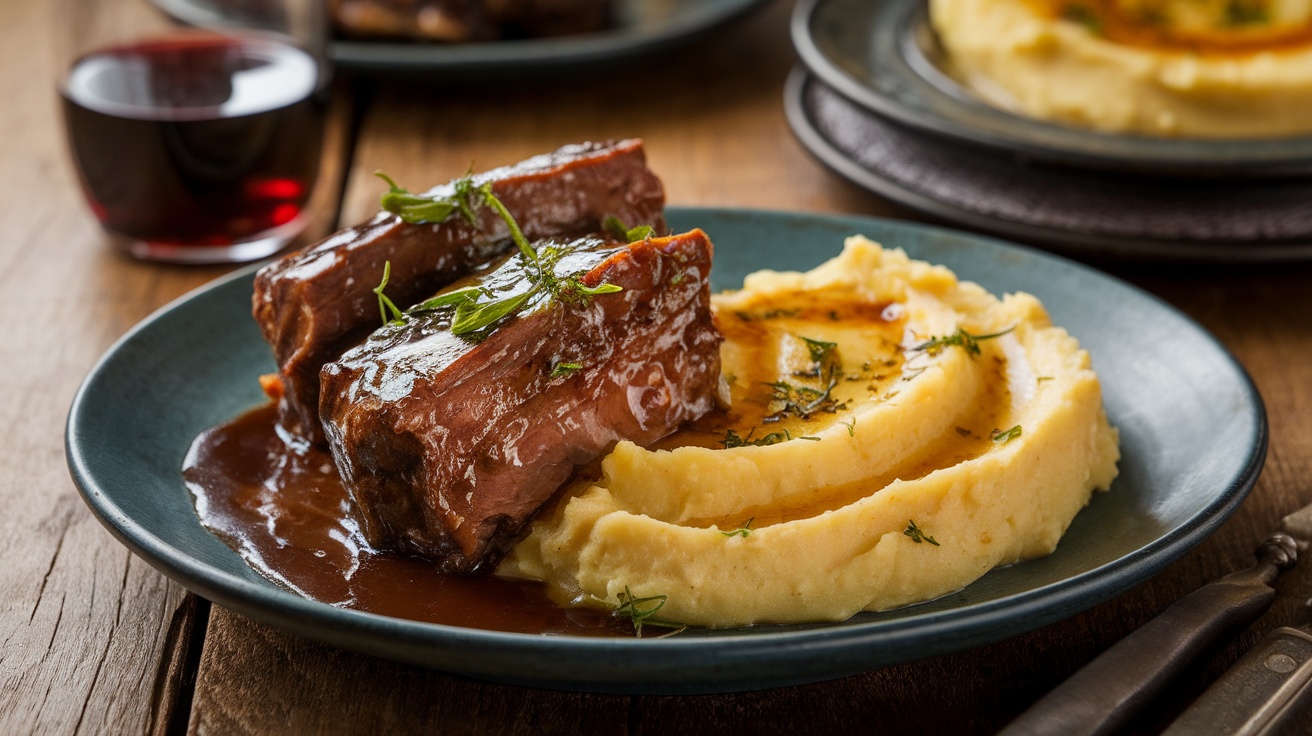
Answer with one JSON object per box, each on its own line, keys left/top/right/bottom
{"left": 931, "top": 0, "right": 1312, "bottom": 137}
{"left": 498, "top": 237, "right": 1120, "bottom": 628}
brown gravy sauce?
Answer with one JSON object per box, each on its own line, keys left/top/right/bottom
{"left": 182, "top": 403, "right": 628, "bottom": 636}
{"left": 184, "top": 292, "right": 1004, "bottom": 635}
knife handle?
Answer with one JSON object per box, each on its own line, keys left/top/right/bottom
{"left": 1161, "top": 626, "right": 1312, "bottom": 736}
{"left": 997, "top": 534, "right": 1301, "bottom": 736}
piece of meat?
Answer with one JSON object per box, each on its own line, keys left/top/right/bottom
{"left": 319, "top": 230, "right": 721, "bottom": 574}
{"left": 252, "top": 140, "right": 665, "bottom": 443}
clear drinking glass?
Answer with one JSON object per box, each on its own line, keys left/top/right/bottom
{"left": 56, "top": 0, "right": 330, "bottom": 263}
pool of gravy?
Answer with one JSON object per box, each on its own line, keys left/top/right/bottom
{"left": 183, "top": 403, "right": 628, "bottom": 636}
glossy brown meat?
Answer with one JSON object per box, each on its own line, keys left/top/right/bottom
{"left": 319, "top": 230, "right": 721, "bottom": 574}
{"left": 252, "top": 140, "right": 665, "bottom": 443}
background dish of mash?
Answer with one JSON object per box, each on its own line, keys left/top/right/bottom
{"left": 66, "top": 208, "right": 1265, "bottom": 693}
{"left": 792, "top": 0, "right": 1312, "bottom": 177}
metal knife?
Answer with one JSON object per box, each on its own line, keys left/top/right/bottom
{"left": 1160, "top": 605, "right": 1312, "bottom": 736}
{"left": 1160, "top": 505, "right": 1312, "bottom": 736}
{"left": 997, "top": 502, "right": 1312, "bottom": 736}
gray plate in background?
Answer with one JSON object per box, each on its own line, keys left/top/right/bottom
{"left": 792, "top": 0, "right": 1312, "bottom": 178}
{"left": 785, "top": 70, "right": 1312, "bottom": 263}
{"left": 66, "top": 208, "right": 1264, "bottom": 693}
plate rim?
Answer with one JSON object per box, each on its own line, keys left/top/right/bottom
{"left": 783, "top": 68, "right": 1312, "bottom": 264}
{"left": 65, "top": 206, "right": 1267, "bottom": 692}
{"left": 328, "top": 0, "right": 770, "bottom": 73}
{"left": 150, "top": 0, "right": 770, "bottom": 74}
{"left": 790, "top": 0, "right": 1312, "bottom": 177}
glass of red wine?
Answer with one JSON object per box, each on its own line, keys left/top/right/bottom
{"left": 57, "top": 0, "right": 329, "bottom": 263}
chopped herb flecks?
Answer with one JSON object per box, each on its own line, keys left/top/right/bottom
{"left": 613, "top": 587, "right": 685, "bottom": 637}
{"left": 991, "top": 425, "right": 1023, "bottom": 444}
{"left": 550, "top": 361, "right": 582, "bottom": 378}
{"left": 912, "top": 326, "right": 1015, "bottom": 358}
{"left": 721, "top": 517, "right": 755, "bottom": 538}
{"left": 373, "top": 172, "right": 624, "bottom": 336}
{"left": 763, "top": 380, "right": 847, "bottom": 421}
{"left": 720, "top": 427, "right": 818, "bottom": 448}
{"left": 603, "top": 214, "right": 655, "bottom": 243}
{"left": 904, "top": 520, "right": 940, "bottom": 546}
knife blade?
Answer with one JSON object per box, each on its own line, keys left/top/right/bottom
{"left": 997, "top": 502, "right": 1312, "bottom": 736}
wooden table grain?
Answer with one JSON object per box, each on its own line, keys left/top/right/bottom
{"left": 7, "top": 0, "right": 1312, "bottom": 733}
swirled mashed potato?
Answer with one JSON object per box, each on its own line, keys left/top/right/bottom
{"left": 932, "top": 0, "right": 1312, "bottom": 137}
{"left": 498, "top": 237, "right": 1119, "bottom": 628}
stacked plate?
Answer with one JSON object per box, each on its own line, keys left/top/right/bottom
{"left": 787, "top": 0, "right": 1312, "bottom": 261}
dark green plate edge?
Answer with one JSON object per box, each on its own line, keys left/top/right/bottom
{"left": 65, "top": 207, "right": 1266, "bottom": 694}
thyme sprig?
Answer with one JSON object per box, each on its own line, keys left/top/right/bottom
{"left": 720, "top": 427, "right": 820, "bottom": 448}
{"left": 795, "top": 336, "right": 841, "bottom": 381}
{"left": 721, "top": 517, "right": 755, "bottom": 538}
{"left": 551, "top": 361, "right": 583, "bottom": 378}
{"left": 991, "top": 425, "right": 1023, "bottom": 444}
{"left": 613, "top": 587, "right": 686, "bottom": 637}
{"left": 377, "top": 171, "right": 481, "bottom": 226}
{"left": 373, "top": 261, "right": 406, "bottom": 326}
{"left": 912, "top": 326, "right": 1015, "bottom": 358}
{"left": 603, "top": 214, "right": 655, "bottom": 244}
{"left": 904, "top": 520, "right": 940, "bottom": 546}
{"left": 371, "top": 172, "right": 624, "bottom": 335}
{"left": 764, "top": 379, "right": 847, "bottom": 421}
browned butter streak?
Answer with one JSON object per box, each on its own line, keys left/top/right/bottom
{"left": 1023, "top": 0, "right": 1312, "bottom": 55}
{"left": 182, "top": 403, "right": 627, "bottom": 636}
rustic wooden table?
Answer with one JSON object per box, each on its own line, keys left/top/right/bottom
{"left": 8, "top": 0, "right": 1312, "bottom": 733}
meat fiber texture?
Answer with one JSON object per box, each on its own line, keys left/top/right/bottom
{"left": 319, "top": 230, "right": 721, "bottom": 574}
{"left": 251, "top": 140, "right": 666, "bottom": 443}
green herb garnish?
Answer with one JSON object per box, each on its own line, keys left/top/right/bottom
{"left": 410, "top": 285, "right": 489, "bottom": 312}
{"left": 377, "top": 171, "right": 481, "bottom": 226}
{"left": 372, "top": 261, "right": 407, "bottom": 326}
{"left": 764, "top": 380, "right": 847, "bottom": 421}
{"left": 603, "top": 214, "right": 655, "bottom": 243}
{"left": 719, "top": 427, "right": 819, "bottom": 448}
{"left": 904, "top": 520, "right": 940, "bottom": 546}
{"left": 450, "top": 290, "right": 533, "bottom": 335}
{"left": 374, "top": 173, "right": 625, "bottom": 336}
{"left": 912, "top": 326, "right": 1015, "bottom": 358}
{"left": 551, "top": 361, "right": 583, "bottom": 378}
{"left": 795, "top": 335, "right": 842, "bottom": 383}
{"left": 733, "top": 308, "right": 801, "bottom": 322}
{"left": 991, "top": 425, "right": 1023, "bottom": 444}
{"left": 721, "top": 428, "right": 786, "bottom": 448}
{"left": 721, "top": 517, "right": 755, "bottom": 538}
{"left": 613, "top": 587, "right": 685, "bottom": 637}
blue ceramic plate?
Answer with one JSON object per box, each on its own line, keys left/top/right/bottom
{"left": 792, "top": 0, "right": 1312, "bottom": 178}
{"left": 155, "top": 0, "right": 769, "bottom": 76}
{"left": 66, "top": 208, "right": 1265, "bottom": 694}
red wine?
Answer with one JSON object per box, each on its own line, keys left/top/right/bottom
{"left": 61, "top": 33, "right": 324, "bottom": 251}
